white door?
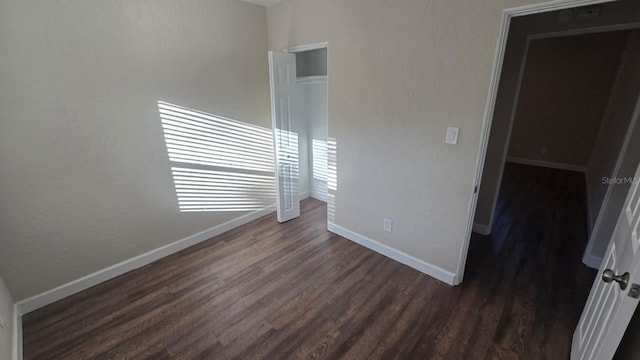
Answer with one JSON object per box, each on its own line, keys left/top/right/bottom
{"left": 572, "top": 162, "right": 640, "bottom": 360}
{"left": 268, "top": 51, "right": 300, "bottom": 223}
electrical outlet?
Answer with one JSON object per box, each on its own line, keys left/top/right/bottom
{"left": 383, "top": 218, "right": 393, "bottom": 233}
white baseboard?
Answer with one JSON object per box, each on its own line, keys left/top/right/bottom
{"left": 299, "top": 191, "right": 310, "bottom": 200}
{"left": 473, "top": 222, "right": 492, "bottom": 235}
{"left": 506, "top": 157, "right": 586, "bottom": 173}
{"left": 582, "top": 252, "right": 603, "bottom": 270}
{"left": 310, "top": 194, "right": 328, "bottom": 202}
{"left": 327, "top": 223, "right": 457, "bottom": 285}
{"left": 16, "top": 204, "right": 276, "bottom": 316}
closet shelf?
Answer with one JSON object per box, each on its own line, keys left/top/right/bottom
{"left": 296, "top": 75, "right": 327, "bottom": 84}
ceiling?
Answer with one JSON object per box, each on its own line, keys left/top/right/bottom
{"left": 239, "top": 0, "right": 284, "bottom": 6}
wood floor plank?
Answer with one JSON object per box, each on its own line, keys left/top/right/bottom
{"left": 22, "top": 164, "right": 597, "bottom": 359}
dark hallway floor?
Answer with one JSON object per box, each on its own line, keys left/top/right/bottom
{"left": 465, "top": 162, "right": 597, "bottom": 358}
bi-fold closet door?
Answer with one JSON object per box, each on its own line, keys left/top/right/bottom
{"left": 269, "top": 47, "right": 328, "bottom": 223}
{"left": 268, "top": 51, "right": 300, "bottom": 223}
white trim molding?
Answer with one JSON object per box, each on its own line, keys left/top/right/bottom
{"left": 328, "top": 223, "right": 457, "bottom": 285}
{"left": 296, "top": 75, "right": 328, "bottom": 85}
{"left": 583, "top": 252, "right": 604, "bottom": 269}
{"left": 458, "top": 0, "right": 618, "bottom": 286}
{"left": 503, "top": 0, "right": 615, "bottom": 16}
{"left": 238, "top": 0, "right": 284, "bottom": 7}
{"left": 16, "top": 204, "right": 276, "bottom": 316}
{"left": 506, "top": 157, "right": 587, "bottom": 173}
{"left": 12, "top": 304, "right": 21, "bottom": 360}
{"left": 529, "top": 21, "right": 640, "bottom": 42}
{"left": 473, "top": 222, "right": 492, "bottom": 236}
{"left": 286, "top": 42, "right": 328, "bottom": 53}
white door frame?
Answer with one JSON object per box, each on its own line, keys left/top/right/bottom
{"left": 286, "top": 42, "right": 328, "bottom": 53}
{"left": 456, "top": 0, "right": 618, "bottom": 285}
{"left": 282, "top": 41, "right": 330, "bottom": 207}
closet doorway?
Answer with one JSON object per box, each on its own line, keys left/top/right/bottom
{"left": 269, "top": 43, "right": 328, "bottom": 222}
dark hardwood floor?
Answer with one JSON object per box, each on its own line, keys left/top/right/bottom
{"left": 22, "top": 163, "right": 596, "bottom": 359}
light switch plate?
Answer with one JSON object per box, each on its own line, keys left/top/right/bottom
{"left": 446, "top": 127, "right": 459, "bottom": 145}
{"left": 383, "top": 218, "right": 392, "bottom": 233}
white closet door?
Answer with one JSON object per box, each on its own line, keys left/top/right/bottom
{"left": 268, "top": 51, "right": 300, "bottom": 223}
{"left": 572, "top": 161, "right": 640, "bottom": 360}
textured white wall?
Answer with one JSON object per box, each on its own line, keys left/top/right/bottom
{"left": 0, "top": 275, "right": 13, "bottom": 360}
{"left": 0, "top": 0, "right": 270, "bottom": 300}
{"left": 295, "top": 83, "right": 311, "bottom": 198}
{"left": 267, "top": 0, "right": 554, "bottom": 276}
{"left": 304, "top": 82, "right": 328, "bottom": 201}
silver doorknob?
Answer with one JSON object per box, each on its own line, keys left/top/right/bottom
{"left": 602, "top": 269, "right": 630, "bottom": 290}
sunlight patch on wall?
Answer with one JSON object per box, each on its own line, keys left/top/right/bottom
{"left": 327, "top": 193, "right": 336, "bottom": 224}
{"left": 312, "top": 139, "right": 328, "bottom": 182}
{"left": 311, "top": 138, "right": 328, "bottom": 201}
{"left": 172, "top": 167, "right": 275, "bottom": 212}
{"left": 327, "top": 137, "right": 337, "bottom": 191}
{"left": 159, "top": 101, "right": 275, "bottom": 212}
{"left": 159, "top": 101, "right": 273, "bottom": 172}
{"left": 327, "top": 137, "right": 337, "bottom": 223}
